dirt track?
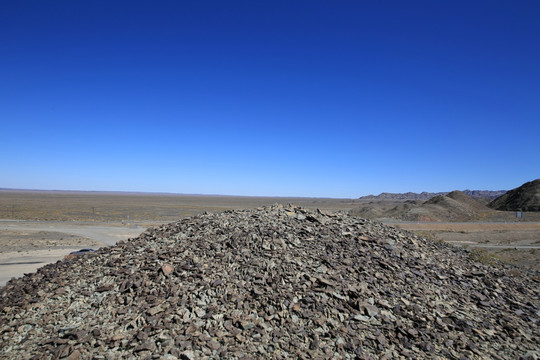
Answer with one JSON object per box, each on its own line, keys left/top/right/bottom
{"left": 0, "top": 221, "right": 147, "bottom": 286}
{"left": 0, "top": 220, "right": 148, "bottom": 246}
{"left": 389, "top": 222, "right": 540, "bottom": 271}
{"left": 390, "top": 222, "right": 540, "bottom": 231}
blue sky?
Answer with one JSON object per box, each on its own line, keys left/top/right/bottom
{"left": 1, "top": 1, "right": 539, "bottom": 197}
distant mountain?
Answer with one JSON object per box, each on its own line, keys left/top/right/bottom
{"left": 462, "top": 190, "right": 508, "bottom": 199}
{"left": 359, "top": 192, "right": 440, "bottom": 201}
{"left": 359, "top": 190, "right": 506, "bottom": 201}
{"left": 489, "top": 179, "right": 540, "bottom": 212}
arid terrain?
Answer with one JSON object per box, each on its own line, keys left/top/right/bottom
{"left": 0, "top": 190, "right": 358, "bottom": 285}
{"left": 2, "top": 204, "right": 538, "bottom": 359}
{"left": 0, "top": 190, "right": 358, "bottom": 222}
{"left": 0, "top": 189, "right": 539, "bottom": 286}
{"left": 388, "top": 222, "right": 540, "bottom": 271}
{"left": 1, "top": 189, "right": 539, "bottom": 358}
{"left": 0, "top": 221, "right": 146, "bottom": 286}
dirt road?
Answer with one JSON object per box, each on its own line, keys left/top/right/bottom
{"left": 0, "top": 220, "right": 147, "bottom": 286}
{"left": 387, "top": 221, "right": 540, "bottom": 271}
{"left": 0, "top": 220, "right": 147, "bottom": 246}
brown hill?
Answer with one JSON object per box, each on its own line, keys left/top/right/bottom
{"left": 489, "top": 179, "right": 540, "bottom": 212}
{"left": 352, "top": 191, "right": 493, "bottom": 222}
{"left": 413, "top": 191, "right": 488, "bottom": 221}
{"left": 1, "top": 205, "right": 538, "bottom": 359}
{"left": 436, "top": 190, "right": 489, "bottom": 212}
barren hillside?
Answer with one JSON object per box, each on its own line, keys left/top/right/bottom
{"left": 351, "top": 191, "right": 496, "bottom": 222}
{"left": 489, "top": 179, "right": 540, "bottom": 212}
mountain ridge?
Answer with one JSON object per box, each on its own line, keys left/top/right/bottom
{"left": 360, "top": 190, "right": 506, "bottom": 201}
{"left": 352, "top": 190, "right": 499, "bottom": 222}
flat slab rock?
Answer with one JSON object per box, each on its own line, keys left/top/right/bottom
{"left": 1, "top": 204, "right": 539, "bottom": 359}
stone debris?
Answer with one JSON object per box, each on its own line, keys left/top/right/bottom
{"left": 0, "top": 204, "right": 538, "bottom": 359}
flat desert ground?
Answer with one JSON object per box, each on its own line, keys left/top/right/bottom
{"left": 389, "top": 222, "right": 540, "bottom": 271}
{"left": 1, "top": 190, "right": 538, "bottom": 286}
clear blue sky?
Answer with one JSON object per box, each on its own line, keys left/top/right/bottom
{"left": 1, "top": 1, "right": 539, "bottom": 197}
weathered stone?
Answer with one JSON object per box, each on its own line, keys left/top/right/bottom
{"left": 161, "top": 263, "right": 174, "bottom": 276}
{"left": 65, "top": 349, "right": 81, "bottom": 360}
{"left": 134, "top": 340, "right": 156, "bottom": 352}
{"left": 147, "top": 304, "right": 166, "bottom": 316}
{"left": 208, "top": 339, "right": 220, "bottom": 351}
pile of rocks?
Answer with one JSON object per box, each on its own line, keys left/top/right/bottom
{"left": 1, "top": 204, "right": 538, "bottom": 359}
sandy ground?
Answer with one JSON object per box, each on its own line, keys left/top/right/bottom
{"left": 390, "top": 222, "right": 540, "bottom": 248}
{"left": 389, "top": 222, "right": 540, "bottom": 271}
{"left": 0, "top": 249, "right": 84, "bottom": 286}
{"left": 0, "top": 221, "right": 147, "bottom": 287}
{"left": 389, "top": 222, "right": 540, "bottom": 232}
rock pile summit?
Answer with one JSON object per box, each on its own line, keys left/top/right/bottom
{"left": 1, "top": 205, "right": 539, "bottom": 359}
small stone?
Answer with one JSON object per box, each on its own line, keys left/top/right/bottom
{"left": 148, "top": 304, "right": 165, "bottom": 316}
{"left": 208, "top": 339, "right": 220, "bottom": 351}
{"left": 134, "top": 340, "right": 156, "bottom": 352}
{"left": 96, "top": 284, "right": 113, "bottom": 292}
{"left": 161, "top": 264, "right": 174, "bottom": 276}
{"left": 111, "top": 333, "right": 125, "bottom": 341}
{"left": 240, "top": 321, "right": 255, "bottom": 330}
{"left": 353, "top": 314, "right": 370, "bottom": 322}
{"left": 180, "top": 350, "right": 196, "bottom": 360}
{"left": 162, "top": 355, "right": 179, "bottom": 360}
{"left": 362, "top": 304, "right": 380, "bottom": 317}
{"left": 66, "top": 350, "right": 81, "bottom": 360}
{"left": 522, "top": 351, "right": 539, "bottom": 360}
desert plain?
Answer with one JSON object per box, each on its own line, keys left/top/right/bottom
{"left": 1, "top": 189, "right": 539, "bottom": 286}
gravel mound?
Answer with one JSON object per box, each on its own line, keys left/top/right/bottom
{"left": 1, "top": 204, "right": 539, "bottom": 359}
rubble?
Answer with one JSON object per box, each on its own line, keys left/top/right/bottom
{"left": 1, "top": 204, "right": 538, "bottom": 359}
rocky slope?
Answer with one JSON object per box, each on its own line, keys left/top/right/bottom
{"left": 1, "top": 205, "right": 539, "bottom": 359}
{"left": 489, "top": 179, "right": 540, "bottom": 212}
